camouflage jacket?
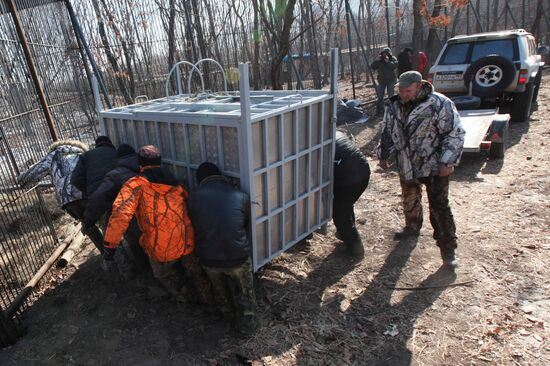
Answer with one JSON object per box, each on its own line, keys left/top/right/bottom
{"left": 17, "top": 140, "right": 88, "bottom": 207}
{"left": 376, "top": 82, "right": 465, "bottom": 181}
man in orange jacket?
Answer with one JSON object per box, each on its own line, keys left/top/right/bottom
{"left": 103, "top": 145, "right": 212, "bottom": 305}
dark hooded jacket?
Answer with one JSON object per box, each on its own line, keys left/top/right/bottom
{"left": 70, "top": 142, "right": 117, "bottom": 197}
{"left": 334, "top": 131, "right": 371, "bottom": 188}
{"left": 188, "top": 175, "right": 250, "bottom": 268}
{"left": 370, "top": 51, "right": 398, "bottom": 84}
{"left": 83, "top": 153, "right": 140, "bottom": 227}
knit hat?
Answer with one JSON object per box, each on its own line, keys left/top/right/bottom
{"left": 117, "top": 143, "right": 135, "bottom": 157}
{"left": 138, "top": 145, "right": 161, "bottom": 167}
{"left": 196, "top": 162, "right": 221, "bottom": 184}
{"left": 382, "top": 47, "right": 392, "bottom": 54}
{"left": 398, "top": 71, "right": 423, "bottom": 87}
{"left": 95, "top": 135, "right": 112, "bottom": 147}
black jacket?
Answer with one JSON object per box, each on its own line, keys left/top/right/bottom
{"left": 334, "top": 131, "right": 371, "bottom": 187}
{"left": 397, "top": 51, "right": 413, "bottom": 76}
{"left": 83, "top": 154, "right": 140, "bottom": 227}
{"left": 71, "top": 143, "right": 117, "bottom": 197}
{"left": 188, "top": 176, "right": 250, "bottom": 268}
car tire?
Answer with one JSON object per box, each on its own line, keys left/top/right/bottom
{"left": 463, "top": 55, "right": 516, "bottom": 97}
{"left": 451, "top": 95, "right": 481, "bottom": 110}
{"left": 510, "top": 82, "right": 535, "bottom": 122}
{"left": 532, "top": 69, "right": 542, "bottom": 103}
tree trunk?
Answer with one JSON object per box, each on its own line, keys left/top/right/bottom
{"left": 491, "top": 0, "right": 499, "bottom": 31}
{"left": 475, "top": 0, "right": 482, "bottom": 32}
{"left": 412, "top": 0, "right": 423, "bottom": 55}
{"left": 91, "top": 0, "right": 133, "bottom": 105}
{"left": 167, "top": 0, "right": 176, "bottom": 71}
{"left": 425, "top": 0, "right": 443, "bottom": 62}
{"left": 531, "top": 0, "right": 545, "bottom": 36}
{"left": 395, "top": 0, "right": 401, "bottom": 49}
{"left": 256, "top": 0, "right": 299, "bottom": 90}
{"left": 251, "top": 0, "right": 262, "bottom": 89}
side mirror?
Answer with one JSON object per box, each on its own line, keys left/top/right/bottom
{"left": 537, "top": 46, "right": 549, "bottom": 55}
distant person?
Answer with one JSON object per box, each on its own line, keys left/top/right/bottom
{"left": 188, "top": 162, "right": 259, "bottom": 335}
{"left": 103, "top": 145, "right": 213, "bottom": 305}
{"left": 333, "top": 131, "right": 371, "bottom": 258}
{"left": 377, "top": 71, "right": 465, "bottom": 268}
{"left": 416, "top": 51, "right": 428, "bottom": 75}
{"left": 16, "top": 140, "right": 103, "bottom": 253}
{"left": 370, "top": 47, "right": 398, "bottom": 116}
{"left": 397, "top": 47, "right": 414, "bottom": 76}
{"left": 83, "top": 144, "right": 149, "bottom": 278}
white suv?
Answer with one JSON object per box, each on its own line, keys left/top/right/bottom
{"left": 428, "top": 29, "right": 547, "bottom": 122}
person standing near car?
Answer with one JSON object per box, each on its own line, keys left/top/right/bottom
{"left": 397, "top": 47, "right": 414, "bottom": 76}
{"left": 371, "top": 47, "right": 398, "bottom": 116}
{"left": 377, "top": 71, "right": 465, "bottom": 268}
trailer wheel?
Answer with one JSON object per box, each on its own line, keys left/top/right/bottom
{"left": 488, "top": 118, "right": 509, "bottom": 159}
{"left": 489, "top": 141, "right": 505, "bottom": 158}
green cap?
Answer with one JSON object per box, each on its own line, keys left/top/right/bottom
{"left": 398, "top": 71, "right": 422, "bottom": 87}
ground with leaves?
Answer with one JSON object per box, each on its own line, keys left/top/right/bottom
{"left": 1, "top": 71, "right": 549, "bottom": 365}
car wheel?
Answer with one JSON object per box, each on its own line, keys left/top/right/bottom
{"left": 532, "top": 69, "right": 542, "bottom": 104}
{"left": 510, "top": 82, "right": 535, "bottom": 122}
{"left": 451, "top": 95, "right": 481, "bottom": 110}
{"left": 463, "top": 55, "right": 516, "bottom": 97}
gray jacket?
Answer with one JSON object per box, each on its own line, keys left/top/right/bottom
{"left": 376, "top": 82, "right": 465, "bottom": 180}
{"left": 17, "top": 140, "right": 88, "bottom": 207}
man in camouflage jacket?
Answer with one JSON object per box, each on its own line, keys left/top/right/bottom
{"left": 377, "top": 71, "right": 465, "bottom": 268}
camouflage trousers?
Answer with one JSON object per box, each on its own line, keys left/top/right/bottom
{"left": 63, "top": 200, "right": 104, "bottom": 254}
{"left": 399, "top": 175, "right": 458, "bottom": 250}
{"left": 149, "top": 253, "right": 215, "bottom": 306}
{"left": 203, "top": 259, "right": 259, "bottom": 334}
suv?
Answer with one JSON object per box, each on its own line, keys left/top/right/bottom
{"left": 427, "top": 29, "right": 547, "bottom": 122}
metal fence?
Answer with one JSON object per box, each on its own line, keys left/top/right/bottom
{"left": 0, "top": 0, "right": 94, "bottom": 328}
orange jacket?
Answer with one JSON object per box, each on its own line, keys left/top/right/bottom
{"left": 104, "top": 175, "right": 195, "bottom": 262}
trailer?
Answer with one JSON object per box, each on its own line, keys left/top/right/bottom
{"left": 458, "top": 108, "right": 510, "bottom": 158}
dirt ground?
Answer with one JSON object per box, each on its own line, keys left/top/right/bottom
{"left": 1, "top": 71, "right": 549, "bottom": 366}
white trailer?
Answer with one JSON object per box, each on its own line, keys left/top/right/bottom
{"left": 458, "top": 108, "right": 510, "bottom": 158}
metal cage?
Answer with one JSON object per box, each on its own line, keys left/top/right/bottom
{"left": 95, "top": 50, "right": 339, "bottom": 271}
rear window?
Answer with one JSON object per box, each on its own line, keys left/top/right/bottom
{"left": 440, "top": 43, "right": 470, "bottom": 65}
{"left": 439, "top": 38, "right": 519, "bottom": 65}
{"left": 471, "top": 39, "right": 517, "bottom": 61}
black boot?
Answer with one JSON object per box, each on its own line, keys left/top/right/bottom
{"left": 345, "top": 238, "right": 365, "bottom": 258}
{"left": 393, "top": 226, "right": 420, "bottom": 240}
{"left": 440, "top": 247, "right": 457, "bottom": 269}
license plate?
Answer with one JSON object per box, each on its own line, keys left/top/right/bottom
{"left": 435, "top": 73, "right": 463, "bottom": 81}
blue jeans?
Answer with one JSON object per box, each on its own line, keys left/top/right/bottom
{"left": 376, "top": 82, "right": 395, "bottom": 115}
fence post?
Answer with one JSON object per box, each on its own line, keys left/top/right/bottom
{"left": 344, "top": 0, "right": 356, "bottom": 99}
{"left": 6, "top": 0, "right": 58, "bottom": 141}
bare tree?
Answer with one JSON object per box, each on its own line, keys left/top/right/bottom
{"left": 91, "top": 0, "right": 133, "bottom": 104}
{"left": 255, "top": 0, "right": 298, "bottom": 89}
